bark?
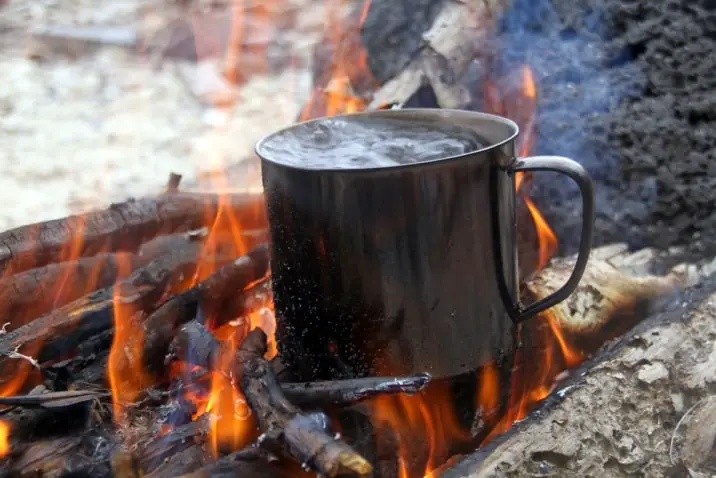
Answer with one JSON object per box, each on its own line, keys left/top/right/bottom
{"left": 173, "top": 449, "right": 286, "bottom": 478}
{"left": 439, "top": 247, "right": 716, "bottom": 478}
{"left": 236, "top": 328, "right": 373, "bottom": 477}
{"left": 171, "top": 320, "right": 431, "bottom": 408}
{"left": 364, "top": 0, "right": 510, "bottom": 109}
{"left": 0, "top": 241, "right": 203, "bottom": 386}
{"left": 0, "top": 252, "right": 139, "bottom": 330}
{"left": 0, "top": 191, "right": 266, "bottom": 276}
{"left": 280, "top": 374, "right": 431, "bottom": 408}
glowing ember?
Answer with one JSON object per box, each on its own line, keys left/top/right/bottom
{"left": 0, "top": 420, "right": 9, "bottom": 458}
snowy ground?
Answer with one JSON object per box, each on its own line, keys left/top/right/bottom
{"left": 0, "top": 0, "right": 326, "bottom": 230}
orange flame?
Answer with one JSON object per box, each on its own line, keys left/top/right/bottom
{"left": 206, "top": 332, "right": 256, "bottom": 456}
{"left": 107, "top": 255, "right": 153, "bottom": 424}
{"left": 299, "top": 0, "right": 374, "bottom": 120}
{"left": 474, "top": 64, "right": 586, "bottom": 446}
{"left": 0, "top": 420, "right": 9, "bottom": 458}
{"left": 368, "top": 376, "right": 470, "bottom": 478}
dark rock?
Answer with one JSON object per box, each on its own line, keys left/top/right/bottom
{"left": 489, "top": 0, "right": 716, "bottom": 255}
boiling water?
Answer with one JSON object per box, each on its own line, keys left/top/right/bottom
{"left": 257, "top": 115, "right": 490, "bottom": 169}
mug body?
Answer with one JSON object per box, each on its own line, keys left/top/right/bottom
{"left": 257, "top": 109, "right": 521, "bottom": 381}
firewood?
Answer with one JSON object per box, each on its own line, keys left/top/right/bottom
{"left": 212, "top": 277, "right": 273, "bottom": 330}
{"left": 524, "top": 251, "right": 681, "bottom": 336}
{"left": 174, "top": 448, "right": 287, "bottom": 478}
{"left": 6, "top": 436, "right": 82, "bottom": 477}
{"left": 141, "top": 244, "right": 270, "bottom": 377}
{"left": 0, "top": 390, "right": 107, "bottom": 409}
{"left": 367, "top": 0, "right": 510, "bottom": 109}
{"left": 139, "top": 415, "right": 210, "bottom": 474}
{"left": 171, "top": 320, "right": 431, "bottom": 408}
{"left": 0, "top": 241, "right": 204, "bottom": 387}
{"left": 0, "top": 191, "right": 266, "bottom": 276}
{"left": 235, "top": 328, "right": 373, "bottom": 477}
{"left": 141, "top": 445, "right": 209, "bottom": 478}
{"left": 281, "top": 373, "right": 432, "bottom": 408}
{"left": 0, "top": 252, "right": 139, "bottom": 329}
{"left": 438, "top": 248, "right": 715, "bottom": 478}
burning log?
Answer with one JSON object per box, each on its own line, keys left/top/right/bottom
{"left": 526, "top": 253, "right": 681, "bottom": 337}
{"left": 0, "top": 240, "right": 204, "bottom": 385}
{"left": 363, "top": 0, "right": 510, "bottom": 109}
{"left": 174, "top": 449, "right": 286, "bottom": 478}
{"left": 438, "top": 246, "right": 716, "bottom": 478}
{"left": 0, "top": 252, "right": 139, "bottom": 329}
{"left": 140, "top": 415, "right": 210, "bottom": 474}
{"left": 281, "top": 374, "right": 431, "bottom": 408}
{"left": 0, "top": 191, "right": 266, "bottom": 276}
{"left": 141, "top": 244, "right": 271, "bottom": 377}
{"left": 235, "top": 328, "right": 373, "bottom": 477}
{"left": 171, "top": 320, "right": 431, "bottom": 408}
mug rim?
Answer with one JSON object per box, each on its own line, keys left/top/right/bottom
{"left": 255, "top": 108, "right": 520, "bottom": 173}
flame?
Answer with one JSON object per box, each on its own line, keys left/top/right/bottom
{"left": 475, "top": 64, "right": 586, "bottom": 446}
{"left": 107, "top": 254, "right": 153, "bottom": 424}
{"left": 0, "top": 420, "right": 9, "bottom": 458}
{"left": 206, "top": 332, "right": 256, "bottom": 456}
{"left": 299, "top": 0, "right": 374, "bottom": 120}
{"left": 0, "top": 207, "right": 139, "bottom": 396}
{"left": 368, "top": 375, "right": 470, "bottom": 478}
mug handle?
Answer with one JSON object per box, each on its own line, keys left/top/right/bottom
{"left": 509, "top": 156, "right": 596, "bottom": 322}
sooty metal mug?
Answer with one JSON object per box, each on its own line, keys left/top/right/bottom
{"left": 256, "top": 109, "right": 595, "bottom": 381}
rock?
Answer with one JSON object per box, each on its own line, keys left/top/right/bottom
{"left": 636, "top": 361, "right": 669, "bottom": 384}
{"left": 673, "top": 396, "right": 716, "bottom": 474}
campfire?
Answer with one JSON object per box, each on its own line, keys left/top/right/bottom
{"left": 1, "top": 0, "right": 714, "bottom": 477}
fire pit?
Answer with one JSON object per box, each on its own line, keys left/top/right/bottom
{"left": 0, "top": 0, "right": 715, "bottom": 477}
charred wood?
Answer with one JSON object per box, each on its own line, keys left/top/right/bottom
{"left": 364, "top": 0, "right": 510, "bottom": 109}
{"left": 139, "top": 414, "right": 210, "bottom": 474}
{"left": 5, "top": 436, "right": 82, "bottom": 478}
{"left": 0, "top": 241, "right": 203, "bottom": 387}
{"left": 235, "top": 328, "right": 372, "bottom": 477}
{"left": 211, "top": 277, "right": 273, "bottom": 330}
{"left": 279, "top": 374, "right": 431, "bottom": 408}
{"left": 141, "top": 244, "right": 270, "bottom": 377}
{"left": 0, "top": 390, "right": 107, "bottom": 409}
{"left": 174, "top": 449, "right": 286, "bottom": 478}
{"left": 438, "top": 248, "right": 714, "bottom": 478}
{"left": 0, "top": 191, "right": 266, "bottom": 276}
{"left": 141, "top": 445, "right": 209, "bottom": 478}
{"left": 171, "top": 320, "right": 431, "bottom": 408}
{"left": 0, "top": 252, "right": 139, "bottom": 330}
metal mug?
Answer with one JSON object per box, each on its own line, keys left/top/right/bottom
{"left": 256, "top": 109, "right": 595, "bottom": 381}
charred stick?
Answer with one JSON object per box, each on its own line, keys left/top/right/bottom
{"left": 0, "top": 233, "right": 200, "bottom": 332}
{"left": 0, "top": 191, "right": 266, "bottom": 276}
{"left": 172, "top": 320, "right": 430, "bottom": 407}
{"left": 139, "top": 414, "right": 210, "bottom": 474}
{"left": 0, "top": 252, "right": 140, "bottom": 329}
{"left": 281, "top": 373, "right": 431, "bottom": 408}
{"left": 213, "top": 277, "right": 273, "bottom": 330}
{"left": 0, "top": 241, "right": 203, "bottom": 386}
{"left": 141, "top": 244, "right": 270, "bottom": 377}
{"left": 173, "top": 449, "right": 286, "bottom": 478}
{"left": 235, "top": 328, "right": 373, "bottom": 477}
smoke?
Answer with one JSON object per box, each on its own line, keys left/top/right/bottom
{"left": 484, "top": 0, "right": 652, "bottom": 252}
